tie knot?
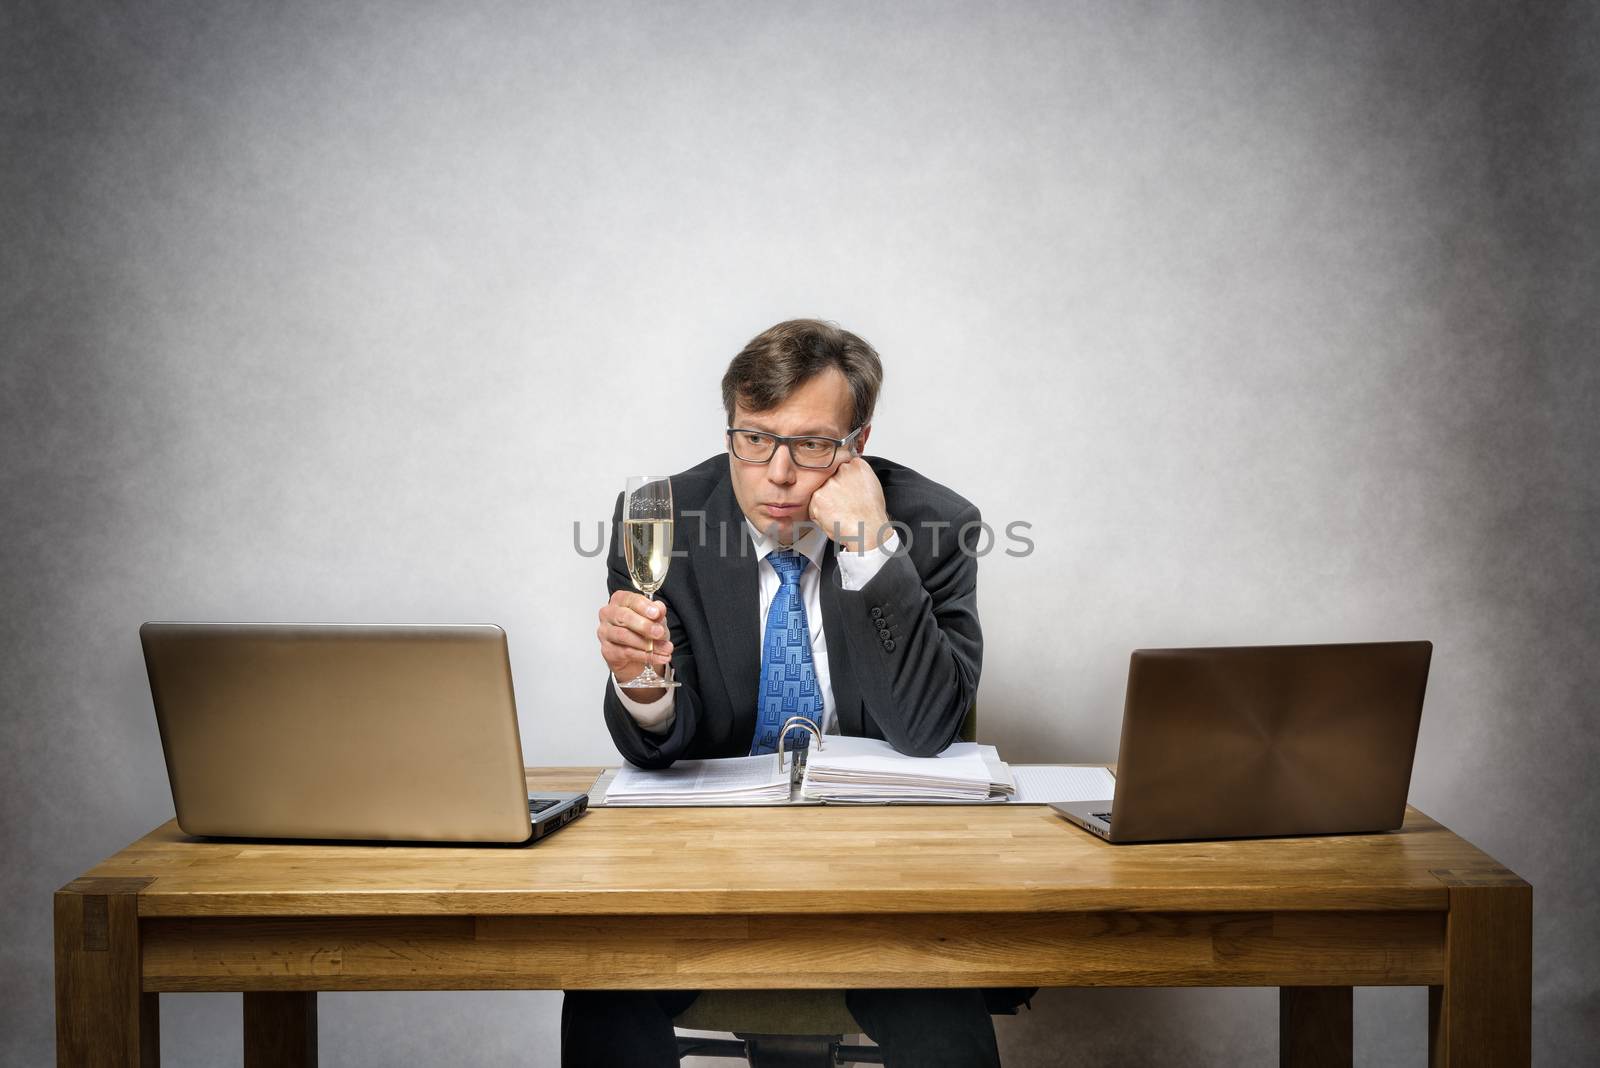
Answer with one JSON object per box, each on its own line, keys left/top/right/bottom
{"left": 767, "top": 550, "right": 807, "bottom": 585}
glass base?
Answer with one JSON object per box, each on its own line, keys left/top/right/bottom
{"left": 619, "top": 666, "right": 681, "bottom": 689}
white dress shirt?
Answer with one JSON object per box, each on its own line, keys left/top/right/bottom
{"left": 614, "top": 521, "right": 901, "bottom": 737}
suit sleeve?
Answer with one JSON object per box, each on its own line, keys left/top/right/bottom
{"left": 835, "top": 501, "right": 983, "bottom": 756}
{"left": 599, "top": 491, "right": 709, "bottom": 769}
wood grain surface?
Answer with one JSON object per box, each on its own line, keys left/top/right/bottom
{"left": 138, "top": 908, "right": 1446, "bottom": 991}
{"left": 72, "top": 769, "right": 1502, "bottom": 919}
{"left": 54, "top": 879, "right": 159, "bottom": 1066}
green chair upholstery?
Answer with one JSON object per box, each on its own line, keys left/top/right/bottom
{"left": 674, "top": 988, "right": 861, "bottom": 1035}
{"left": 674, "top": 991, "right": 875, "bottom": 1066}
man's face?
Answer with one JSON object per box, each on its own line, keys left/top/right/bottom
{"left": 727, "top": 367, "right": 869, "bottom": 545}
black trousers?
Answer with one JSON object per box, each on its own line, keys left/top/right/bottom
{"left": 561, "top": 988, "right": 1001, "bottom": 1068}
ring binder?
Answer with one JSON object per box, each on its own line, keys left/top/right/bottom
{"left": 775, "top": 717, "right": 823, "bottom": 784}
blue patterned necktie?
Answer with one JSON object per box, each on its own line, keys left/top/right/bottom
{"left": 749, "top": 549, "right": 821, "bottom": 755}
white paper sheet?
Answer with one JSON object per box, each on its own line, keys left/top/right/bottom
{"left": 604, "top": 754, "right": 791, "bottom": 805}
{"left": 1008, "top": 765, "right": 1117, "bottom": 804}
{"left": 800, "top": 736, "right": 995, "bottom": 802}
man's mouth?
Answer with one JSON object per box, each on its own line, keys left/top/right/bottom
{"left": 762, "top": 502, "right": 802, "bottom": 515}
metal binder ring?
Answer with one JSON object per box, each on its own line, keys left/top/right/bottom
{"left": 775, "top": 716, "right": 823, "bottom": 777}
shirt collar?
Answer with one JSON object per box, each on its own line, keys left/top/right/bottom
{"left": 743, "top": 519, "right": 828, "bottom": 571}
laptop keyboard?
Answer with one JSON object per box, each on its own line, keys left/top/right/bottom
{"left": 528, "top": 797, "right": 559, "bottom": 815}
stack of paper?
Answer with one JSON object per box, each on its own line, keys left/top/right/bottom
{"left": 604, "top": 754, "right": 791, "bottom": 806}
{"left": 800, "top": 737, "right": 1003, "bottom": 803}
{"left": 597, "top": 742, "right": 1117, "bottom": 808}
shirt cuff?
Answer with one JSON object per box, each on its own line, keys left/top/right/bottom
{"left": 611, "top": 671, "right": 677, "bottom": 734}
{"left": 835, "top": 530, "right": 901, "bottom": 592}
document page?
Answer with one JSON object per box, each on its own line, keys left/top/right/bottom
{"left": 801, "top": 736, "right": 995, "bottom": 802}
{"left": 1009, "top": 765, "right": 1117, "bottom": 804}
{"left": 603, "top": 754, "right": 792, "bottom": 806}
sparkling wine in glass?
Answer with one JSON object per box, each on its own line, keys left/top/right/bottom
{"left": 620, "top": 475, "right": 680, "bottom": 689}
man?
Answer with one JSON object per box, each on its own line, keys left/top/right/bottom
{"left": 563, "top": 320, "right": 998, "bottom": 1068}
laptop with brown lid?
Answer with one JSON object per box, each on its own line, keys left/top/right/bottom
{"left": 1052, "top": 641, "right": 1431, "bottom": 843}
{"left": 141, "top": 622, "right": 586, "bottom": 845}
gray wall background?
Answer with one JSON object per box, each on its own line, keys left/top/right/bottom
{"left": 4, "top": 1, "right": 1595, "bottom": 1064}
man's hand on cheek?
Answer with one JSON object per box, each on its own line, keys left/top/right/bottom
{"left": 808, "top": 457, "right": 891, "bottom": 550}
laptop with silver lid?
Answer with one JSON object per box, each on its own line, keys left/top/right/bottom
{"left": 141, "top": 622, "right": 587, "bottom": 844}
{"left": 1052, "top": 640, "right": 1431, "bottom": 844}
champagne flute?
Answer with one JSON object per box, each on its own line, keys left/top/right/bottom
{"left": 620, "top": 475, "right": 680, "bottom": 689}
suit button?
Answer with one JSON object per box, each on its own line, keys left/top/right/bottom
{"left": 874, "top": 618, "right": 888, "bottom": 631}
{"left": 883, "top": 639, "right": 896, "bottom": 652}
{"left": 870, "top": 606, "right": 883, "bottom": 619}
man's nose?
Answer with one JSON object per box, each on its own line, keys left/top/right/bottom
{"left": 767, "top": 447, "right": 796, "bottom": 484}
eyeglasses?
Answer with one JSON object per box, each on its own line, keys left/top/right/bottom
{"left": 726, "top": 426, "right": 864, "bottom": 469}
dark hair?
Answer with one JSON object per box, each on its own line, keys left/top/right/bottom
{"left": 721, "top": 319, "right": 883, "bottom": 430}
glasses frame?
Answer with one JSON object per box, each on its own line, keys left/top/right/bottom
{"left": 726, "top": 425, "right": 865, "bottom": 469}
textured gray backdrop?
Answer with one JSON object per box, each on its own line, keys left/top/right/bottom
{"left": 4, "top": 1, "right": 1596, "bottom": 1064}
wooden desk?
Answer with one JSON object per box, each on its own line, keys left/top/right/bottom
{"left": 56, "top": 768, "right": 1529, "bottom": 1067}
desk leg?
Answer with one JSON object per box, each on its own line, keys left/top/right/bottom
{"left": 1428, "top": 877, "right": 1532, "bottom": 1067}
{"left": 1279, "top": 986, "right": 1352, "bottom": 1067}
{"left": 244, "top": 992, "right": 318, "bottom": 1068}
{"left": 54, "top": 877, "right": 158, "bottom": 1067}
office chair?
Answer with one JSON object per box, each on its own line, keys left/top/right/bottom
{"left": 673, "top": 704, "right": 1000, "bottom": 1067}
{"left": 673, "top": 990, "right": 882, "bottom": 1067}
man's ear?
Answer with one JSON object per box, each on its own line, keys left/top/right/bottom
{"left": 854, "top": 424, "right": 872, "bottom": 457}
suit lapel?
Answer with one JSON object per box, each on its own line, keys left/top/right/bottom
{"left": 819, "top": 544, "right": 864, "bottom": 737}
{"left": 693, "top": 468, "right": 761, "bottom": 730}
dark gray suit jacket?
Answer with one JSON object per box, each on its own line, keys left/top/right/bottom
{"left": 602, "top": 453, "right": 983, "bottom": 768}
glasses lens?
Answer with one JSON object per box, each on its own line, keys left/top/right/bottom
{"left": 791, "top": 438, "right": 837, "bottom": 468}
{"left": 730, "top": 431, "right": 775, "bottom": 462}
